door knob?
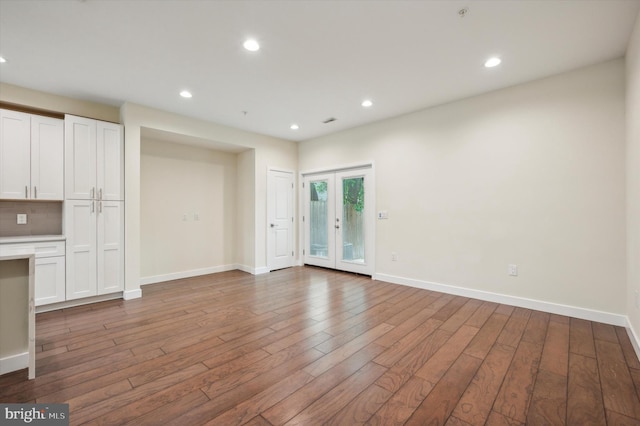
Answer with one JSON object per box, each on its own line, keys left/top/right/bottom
{"left": 335, "top": 225, "right": 340, "bottom": 229}
{"left": 270, "top": 223, "right": 276, "bottom": 228}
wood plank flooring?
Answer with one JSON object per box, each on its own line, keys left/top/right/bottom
{"left": 2, "top": 266, "right": 640, "bottom": 425}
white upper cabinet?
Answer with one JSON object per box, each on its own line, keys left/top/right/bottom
{"left": 65, "top": 115, "right": 96, "bottom": 200}
{"left": 0, "top": 110, "right": 30, "bottom": 199}
{"left": 0, "top": 109, "right": 63, "bottom": 200}
{"left": 65, "top": 115, "right": 123, "bottom": 201}
{"left": 31, "top": 115, "right": 65, "bottom": 200}
{"left": 97, "top": 121, "right": 124, "bottom": 201}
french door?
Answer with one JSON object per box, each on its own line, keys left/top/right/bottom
{"left": 303, "top": 167, "right": 374, "bottom": 275}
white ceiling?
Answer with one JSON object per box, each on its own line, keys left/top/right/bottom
{"left": 1, "top": 0, "right": 639, "bottom": 142}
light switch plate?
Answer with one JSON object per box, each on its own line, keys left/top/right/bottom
{"left": 17, "top": 213, "right": 27, "bottom": 225}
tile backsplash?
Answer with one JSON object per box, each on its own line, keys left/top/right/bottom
{"left": 0, "top": 201, "right": 63, "bottom": 236}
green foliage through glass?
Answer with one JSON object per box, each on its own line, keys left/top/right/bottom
{"left": 343, "top": 178, "right": 364, "bottom": 212}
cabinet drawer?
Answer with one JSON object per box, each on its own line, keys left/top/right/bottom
{"left": 0, "top": 240, "right": 65, "bottom": 258}
{"left": 34, "top": 241, "right": 65, "bottom": 258}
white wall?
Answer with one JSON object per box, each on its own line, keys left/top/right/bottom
{"left": 140, "top": 139, "right": 237, "bottom": 281}
{"left": 237, "top": 149, "right": 256, "bottom": 270}
{"left": 300, "top": 59, "right": 626, "bottom": 318}
{"left": 627, "top": 12, "right": 640, "bottom": 342}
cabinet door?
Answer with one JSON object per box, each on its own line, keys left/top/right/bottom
{"left": 97, "top": 121, "right": 124, "bottom": 201}
{"left": 97, "top": 201, "right": 124, "bottom": 294}
{"left": 31, "top": 116, "right": 64, "bottom": 200}
{"left": 65, "top": 115, "right": 96, "bottom": 200}
{"left": 35, "top": 256, "right": 65, "bottom": 306}
{"left": 65, "top": 200, "right": 97, "bottom": 299}
{"left": 0, "top": 109, "right": 31, "bottom": 199}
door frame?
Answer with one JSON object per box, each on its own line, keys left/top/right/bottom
{"left": 299, "top": 161, "right": 375, "bottom": 275}
{"left": 267, "top": 167, "right": 296, "bottom": 271}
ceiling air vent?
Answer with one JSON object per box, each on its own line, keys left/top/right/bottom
{"left": 323, "top": 117, "right": 337, "bottom": 124}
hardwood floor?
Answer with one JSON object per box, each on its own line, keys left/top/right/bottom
{"left": 2, "top": 266, "right": 640, "bottom": 425}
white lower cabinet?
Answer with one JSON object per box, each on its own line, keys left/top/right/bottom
{"left": 35, "top": 255, "right": 66, "bottom": 306}
{"left": 65, "top": 200, "right": 124, "bottom": 300}
{"left": 0, "top": 240, "right": 66, "bottom": 306}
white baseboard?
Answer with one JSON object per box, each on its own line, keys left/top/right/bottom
{"left": 236, "top": 264, "right": 270, "bottom": 275}
{"left": 375, "top": 272, "right": 628, "bottom": 327}
{"left": 254, "top": 266, "right": 270, "bottom": 275}
{"left": 626, "top": 318, "right": 640, "bottom": 362}
{"left": 123, "top": 289, "right": 142, "bottom": 300}
{"left": 140, "top": 264, "right": 237, "bottom": 286}
{"left": 36, "top": 293, "right": 124, "bottom": 313}
{"left": 0, "top": 352, "right": 28, "bottom": 375}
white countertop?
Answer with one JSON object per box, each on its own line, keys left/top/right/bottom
{"left": 0, "top": 235, "right": 66, "bottom": 244}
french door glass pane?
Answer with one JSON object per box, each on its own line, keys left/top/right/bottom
{"left": 309, "top": 180, "right": 328, "bottom": 257}
{"left": 342, "top": 177, "right": 365, "bottom": 263}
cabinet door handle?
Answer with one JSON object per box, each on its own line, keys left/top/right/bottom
{"left": 91, "top": 187, "right": 95, "bottom": 199}
{"left": 99, "top": 201, "right": 103, "bottom": 213}
{"left": 91, "top": 201, "right": 95, "bottom": 213}
{"left": 34, "top": 186, "right": 37, "bottom": 199}
{"left": 99, "top": 188, "right": 103, "bottom": 200}
{"left": 25, "top": 186, "right": 28, "bottom": 199}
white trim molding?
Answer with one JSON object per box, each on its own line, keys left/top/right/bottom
{"left": 36, "top": 293, "right": 123, "bottom": 313}
{"left": 626, "top": 318, "right": 640, "bottom": 362}
{"left": 123, "top": 289, "right": 142, "bottom": 300}
{"left": 237, "top": 265, "right": 270, "bottom": 275}
{"left": 375, "top": 272, "right": 628, "bottom": 327}
{"left": 0, "top": 352, "right": 28, "bottom": 375}
{"left": 140, "top": 264, "right": 237, "bottom": 286}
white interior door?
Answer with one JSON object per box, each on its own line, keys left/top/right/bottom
{"left": 304, "top": 167, "right": 374, "bottom": 275}
{"left": 267, "top": 169, "right": 294, "bottom": 271}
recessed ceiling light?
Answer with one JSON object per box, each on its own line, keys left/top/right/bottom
{"left": 484, "top": 57, "right": 501, "bottom": 68}
{"left": 0, "top": 57, "right": 6, "bottom": 63}
{"left": 290, "top": 124, "right": 299, "bottom": 130}
{"left": 243, "top": 39, "right": 260, "bottom": 52}
{"left": 180, "top": 90, "right": 192, "bottom": 98}
{"left": 361, "top": 99, "right": 373, "bottom": 108}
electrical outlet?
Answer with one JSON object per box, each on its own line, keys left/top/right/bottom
{"left": 16, "top": 213, "right": 27, "bottom": 225}
{"left": 194, "top": 212, "right": 200, "bottom": 221}
{"left": 182, "top": 213, "right": 188, "bottom": 222}
{"left": 378, "top": 211, "right": 388, "bottom": 219}
{"left": 508, "top": 264, "right": 518, "bottom": 276}
{"left": 391, "top": 252, "right": 398, "bottom": 261}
